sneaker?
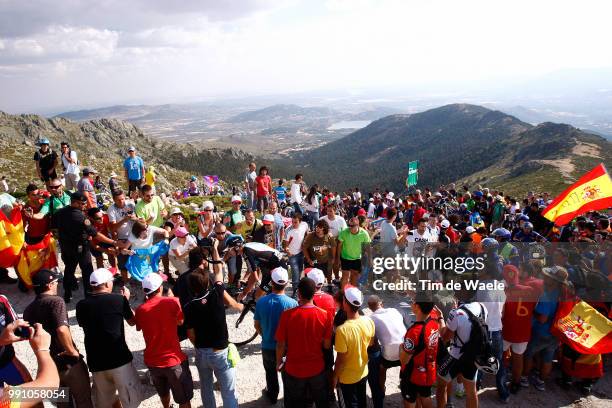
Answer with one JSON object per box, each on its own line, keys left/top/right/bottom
{"left": 579, "top": 384, "right": 592, "bottom": 396}
{"left": 531, "top": 376, "right": 545, "bottom": 392}
{"left": 499, "top": 394, "right": 510, "bottom": 404}
{"left": 520, "top": 376, "right": 530, "bottom": 388}
{"left": 556, "top": 377, "right": 572, "bottom": 390}
{"left": 509, "top": 382, "right": 521, "bottom": 394}
{"left": 261, "top": 388, "right": 277, "bottom": 404}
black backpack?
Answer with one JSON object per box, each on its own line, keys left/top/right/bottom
{"left": 456, "top": 304, "right": 497, "bottom": 372}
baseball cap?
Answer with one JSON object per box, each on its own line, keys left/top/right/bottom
{"left": 109, "top": 172, "right": 118, "bottom": 178}
{"left": 70, "top": 191, "right": 87, "bottom": 202}
{"left": 201, "top": 200, "right": 214, "bottom": 210}
{"left": 344, "top": 286, "right": 363, "bottom": 307}
{"left": 271, "top": 267, "right": 289, "bottom": 285}
{"left": 466, "top": 226, "right": 476, "bottom": 234}
{"left": 262, "top": 214, "right": 275, "bottom": 225}
{"left": 142, "top": 273, "right": 164, "bottom": 294}
{"left": 90, "top": 268, "right": 114, "bottom": 286}
{"left": 306, "top": 268, "right": 325, "bottom": 287}
{"left": 357, "top": 208, "right": 367, "bottom": 216}
{"left": 368, "top": 198, "right": 374, "bottom": 202}
{"left": 128, "top": 146, "right": 136, "bottom": 152}
{"left": 174, "top": 226, "right": 189, "bottom": 238}
{"left": 82, "top": 167, "right": 97, "bottom": 175}
{"left": 440, "top": 219, "right": 451, "bottom": 229}
{"left": 31, "top": 269, "right": 62, "bottom": 287}
{"left": 231, "top": 195, "right": 242, "bottom": 203}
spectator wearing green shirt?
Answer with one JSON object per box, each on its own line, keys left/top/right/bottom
{"left": 135, "top": 184, "right": 167, "bottom": 228}
{"left": 223, "top": 196, "right": 245, "bottom": 233}
{"left": 25, "top": 178, "right": 71, "bottom": 221}
{"left": 337, "top": 216, "right": 371, "bottom": 288}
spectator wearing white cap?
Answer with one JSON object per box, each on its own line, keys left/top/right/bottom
{"left": 283, "top": 212, "right": 309, "bottom": 298}
{"left": 253, "top": 214, "right": 279, "bottom": 249}
{"left": 333, "top": 286, "right": 375, "bottom": 407}
{"left": 196, "top": 201, "right": 216, "bottom": 242}
{"left": 135, "top": 273, "right": 194, "bottom": 408}
{"left": 223, "top": 196, "right": 245, "bottom": 233}
{"left": 169, "top": 227, "right": 197, "bottom": 275}
{"left": 254, "top": 267, "right": 298, "bottom": 404}
{"left": 76, "top": 269, "right": 142, "bottom": 408}
{"left": 123, "top": 146, "right": 145, "bottom": 195}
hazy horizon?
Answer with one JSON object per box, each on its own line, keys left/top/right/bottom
{"left": 1, "top": 0, "right": 612, "bottom": 114}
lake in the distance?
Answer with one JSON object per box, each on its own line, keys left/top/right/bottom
{"left": 328, "top": 120, "right": 371, "bottom": 130}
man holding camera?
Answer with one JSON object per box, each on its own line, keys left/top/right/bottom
{"left": 23, "top": 269, "right": 93, "bottom": 408}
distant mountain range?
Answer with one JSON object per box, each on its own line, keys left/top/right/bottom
{"left": 2, "top": 104, "right": 610, "bottom": 196}
{"left": 290, "top": 104, "right": 612, "bottom": 195}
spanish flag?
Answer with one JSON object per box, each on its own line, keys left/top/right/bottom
{"left": 542, "top": 164, "right": 612, "bottom": 226}
{"left": 552, "top": 300, "right": 612, "bottom": 355}
{"left": 16, "top": 233, "right": 58, "bottom": 288}
{"left": 0, "top": 207, "right": 25, "bottom": 268}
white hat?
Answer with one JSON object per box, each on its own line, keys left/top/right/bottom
{"left": 440, "top": 219, "right": 451, "bottom": 229}
{"left": 262, "top": 214, "right": 275, "bottom": 225}
{"left": 368, "top": 198, "right": 374, "bottom": 202}
{"left": 201, "top": 200, "right": 214, "bottom": 210}
{"left": 344, "top": 286, "right": 363, "bottom": 307}
{"left": 231, "top": 195, "right": 242, "bottom": 203}
{"left": 90, "top": 268, "right": 114, "bottom": 287}
{"left": 170, "top": 207, "right": 183, "bottom": 216}
{"left": 306, "top": 268, "right": 325, "bottom": 287}
{"left": 466, "top": 226, "right": 476, "bottom": 234}
{"left": 109, "top": 172, "right": 118, "bottom": 178}
{"left": 271, "top": 267, "right": 289, "bottom": 285}
{"left": 142, "top": 273, "right": 163, "bottom": 294}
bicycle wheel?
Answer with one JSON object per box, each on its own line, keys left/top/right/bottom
{"left": 226, "top": 304, "right": 258, "bottom": 347}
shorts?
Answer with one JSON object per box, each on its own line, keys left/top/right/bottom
{"left": 259, "top": 271, "right": 273, "bottom": 293}
{"left": 149, "top": 360, "right": 194, "bottom": 405}
{"left": 128, "top": 179, "right": 143, "bottom": 193}
{"left": 92, "top": 362, "right": 142, "bottom": 408}
{"left": 340, "top": 258, "right": 362, "bottom": 273}
{"left": 381, "top": 358, "right": 401, "bottom": 369}
{"left": 0, "top": 357, "right": 32, "bottom": 386}
{"left": 524, "top": 335, "right": 558, "bottom": 363}
{"left": 91, "top": 242, "right": 114, "bottom": 258}
{"left": 117, "top": 240, "right": 129, "bottom": 270}
{"left": 437, "top": 352, "right": 478, "bottom": 383}
{"left": 400, "top": 380, "right": 432, "bottom": 403}
{"left": 503, "top": 340, "right": 528, "bottom": 355}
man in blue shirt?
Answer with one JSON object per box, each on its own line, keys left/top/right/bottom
{"left": 523, "top": 266, "right": 567, "bottom": 392}
{"left": 273, "top": 179, "right": 287, "bottom": 206}
{"left": 254, "top": 267, "right": 297, "bottom": 404}
{"left": 123, "top": 146, "right": 145, "bottom": 194}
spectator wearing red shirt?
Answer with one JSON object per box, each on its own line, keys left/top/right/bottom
{"left": 255, "top": 166, "right": 272, "bottom": 213}
{"left": 275, "top": 277, "right": 332, "bottom": 408}
{"left": 412, "top": 202, "right": 427, "bottom": 227}
{"left": 135, "top": 273, "right": 193, "bottom": 408}
{"left": 87, "top": 207, "right": 117, "bottom": 270}
{"left": 502, "top": 265, "right": 540, "bottom": 394}
{"left": 22, "top": 183, "right": 49, "bottom": 244}
{"left": 399, "top": 300, "right": 440, "bottom": 408}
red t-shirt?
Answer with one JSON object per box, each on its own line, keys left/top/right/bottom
{"left": 445, "top": 228, "right": 458, "bottom": 243}
{"left": 412, "top": 207, "right": 427, "bottom": 226}
{"left": 92, "top": 214, "right": 110, "bottom": 245}
{"left": 313, "top": 292, "right": 335, "bottom": 326}
{"left": 135, "top": 296, "right": 186, "bottom": 368}
{"left": 255, "top": 175, "right": 272, "bottom": 198}
{"left": 521, "top": 277, "right": 544, "bottom": 294}
{"left": 23, "top": 201, "right": 49, "bottom": 238}
{"left": 400, "top": 318, "right": 439, "bottom": 386}
{"left": 502, "top": 283, "right": 540, "bottom": 343}
{"left": 275, "top": 305, "right": 332, "bottom": 378}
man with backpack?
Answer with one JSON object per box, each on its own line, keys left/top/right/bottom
{"left": 399, "top": 299, "right": 440, "bottom": 408}
{"left": 438, "top": 287, "right": 497, "bottom": 408}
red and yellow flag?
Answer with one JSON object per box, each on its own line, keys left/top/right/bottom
{"left": 542, "top": 163, "right": 612, "bottom": 226}
{"left": 16, "top": 233, "right": 58, "bottom": 288}
{"left": 0, "top": 207, "right": 25, "bottom": 268}
{"left": 552, "top": 300, "right": 612, "bottom": 355}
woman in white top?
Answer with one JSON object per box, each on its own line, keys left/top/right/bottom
{"left": 303, "top": 185, "right": 320, "bottom": 231}
{"left": 169, "top": 226, "right": 197, "bottom": 274}
{"left": 128, "top": 220, "right": 169, "bottom": 250}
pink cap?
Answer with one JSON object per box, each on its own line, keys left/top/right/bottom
{"left": 174, "top": 226, "right": 189, "bottom": 238}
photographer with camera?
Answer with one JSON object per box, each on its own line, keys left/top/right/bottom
{"left": 108, "top": 189, "right": 137, "bottom": 284}
{"left": 23, "top": 269, "right": 93, "bottom": 407}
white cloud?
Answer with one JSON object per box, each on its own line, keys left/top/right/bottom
{"left": 1, "top": 0, "right": 612, "bottom": 112}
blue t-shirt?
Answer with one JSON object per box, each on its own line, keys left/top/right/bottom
{"left": 254, "top": 293, "right": 297, "bottom": 350}
{"left": 274, "top": 186, "right": 287, "bottom": 201}
{"left": 123, "top": 156, "right": 144, "bottom": 181}
{"left": 532, "top": 288, "right": 559, "bottom": 337}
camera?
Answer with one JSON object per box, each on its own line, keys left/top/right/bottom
{"left": 199, "top": 237, "right": 214, "bottom": 249}
{"left": 14, "top": 326, "right": 32, "bottom": 339}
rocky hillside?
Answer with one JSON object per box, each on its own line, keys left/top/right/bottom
{"left": 0, "top": 112, "right": 256, "bottom": 193}
{"left": 291, "top": 104, "right": 612, "bottom": 195}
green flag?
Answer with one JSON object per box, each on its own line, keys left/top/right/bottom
{"left": 406, "top": 160, "right": 419, "bottom": 187}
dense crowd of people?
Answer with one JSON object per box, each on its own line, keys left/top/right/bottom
{"left": 0, "top": 141, "right": 610, "bottom": 408}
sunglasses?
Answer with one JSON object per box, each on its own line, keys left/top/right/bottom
{"left": 94, "top": 216, "right": 104, "bottom": 221}
{"left": 349, "top": 224, "right": 359, "bottom": 227}
{"left": 203, "top": 209, "right": 213, "bottom": 212}
{"left": 49, "top": 185, "right": 61, "bottom": 189}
